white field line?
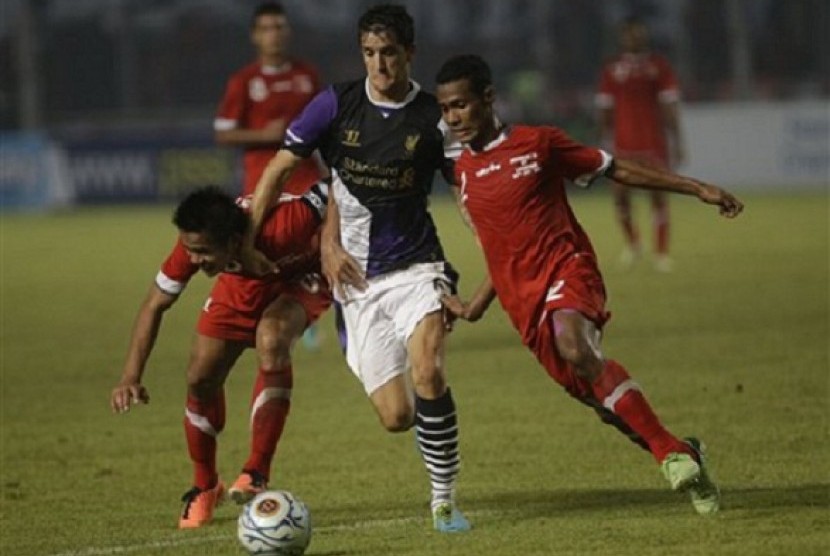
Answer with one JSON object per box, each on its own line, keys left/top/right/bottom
{"left": 46, "top": 510, "right": 499, "bottom": 556}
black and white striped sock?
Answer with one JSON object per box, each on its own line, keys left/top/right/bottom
{"left": 415, "top": 388, "right": 461, "bottom": 509}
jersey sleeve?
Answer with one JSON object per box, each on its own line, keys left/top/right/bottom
{"left": 214, "top": 74, "right": 246, "bottom": 131}
{"left": 155, "top": 239, "right": 197, "bottom": 295}
{"left": 545, "top": 127, "right": 613, "bottom": 188}
{"left": 283, "top": 86, "right": 338, "bottom": 158}
{"left": 656, "top": 56, "right": 681, "bottom": 104}
{"left": 595, "top": 64, "right": 615, "bottom": 109}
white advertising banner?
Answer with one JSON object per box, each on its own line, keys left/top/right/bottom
{"left": 682, "top": 101, "right": 828, "bottom": 190}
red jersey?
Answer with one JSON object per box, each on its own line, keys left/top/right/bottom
{"left": 596, "top": 53, "right": 679, "bottom": 163}
{"left": 215, "top": 60, "right": 322, "bottom": 195}
{"left": 454, "top": 125, "right": 611, "bottom": 344}
{"left": 155, "top": 195, "right": 323, "bottom": 298}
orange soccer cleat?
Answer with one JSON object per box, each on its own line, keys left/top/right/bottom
{"left": 178, "top": 482, "right": 225, "bottom": 529}
{"left": 228, "top": 470, "right": 268, "bottom": 505}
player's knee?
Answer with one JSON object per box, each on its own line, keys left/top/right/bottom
{"left": 186, "top": 369, "right": 222, "bottom": 400}
{"left": 379, "top": 407, "right": 414, "bottom": 433}
{"left": 256, "top": 321, "right": 294, "bottom": 371}
{"left": 556, "top": 332, "right": 601, "bottom": 377}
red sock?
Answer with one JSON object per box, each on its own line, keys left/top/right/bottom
{"left": 184, "top": 389, "right": 225, "bottom": 490}
{"left": 242, "top": 367, "right": 292, "bottom": 479}
{"left": 615, "top": 192, "right": 639, "bottom": 248}
{"left": 653, "top": 196, "right": 670, "bottom": 255}
{"left": 591, "top": 360, "right": 688, "bottom": 462}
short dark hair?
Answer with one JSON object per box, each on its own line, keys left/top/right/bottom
{"left": 621, "top": 15, "right": 647, "bottom": 29}
{"left": 173, "top": 187, "right": 247, "bottom": 245}
{"left": 435, "top": 54, "right": 493, "bottom": 97}
{"left": 251, "top": 2, "right": 286, "bottom": 27}
{"left": 358, "top": 4, "right": 414, "bottom": 48}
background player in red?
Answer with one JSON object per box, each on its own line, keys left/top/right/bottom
{"left": 214, "top": 1, "right": 325, "bottom": 348}
{"left": 110, "top": 186, "right": 330, "bottom": 528}
{"left": 214, "top": 2, "right": 322, "bottom": 197}
{"left": 596, "top": 17, "right": 686, "bottom": 272}
{"left": 435, "top": 54, "right": 742, "bottom": 515}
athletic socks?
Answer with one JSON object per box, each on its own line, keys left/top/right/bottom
{"left": 653, "top": 197, "right": 670, "bottom": 255}
{"left": 591, "top": 360, "right": 689, "bottom": 462}
{"left": 415, "top": 389, "right": 461, "bottom": 509}
{"left": 242, "top": 366, "right": 293, "bottom": 480}
{"left": 184, "top": 389, "right": 225, "bottom": 490}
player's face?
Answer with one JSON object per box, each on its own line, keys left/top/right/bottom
{"left": 252, "top": 14, "right": 290, "bottom": 58}
{"left": 436, "top": 79, "right": 495, "bottom": 147}
{"left": 179, "top": 231, "right": 238, "bottom": 277}
{"left": 620, "top": 23, "right": 649, "bottom": 53}
{"left": 360, "top": 31, "right": 413, "bottom": 101}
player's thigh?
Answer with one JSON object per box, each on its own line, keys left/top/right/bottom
{"left": 186, "top": 334, "right": 247, "bottom": 393}
{"left": 368, "top": 374, "right": 414, "bottom": 432}
{"left": 340, "top": 295, "right": 408, "bottom": 397}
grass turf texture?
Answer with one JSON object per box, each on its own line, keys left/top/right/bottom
{"left": 1, "top": 190, "right": 828, "bottom": 555}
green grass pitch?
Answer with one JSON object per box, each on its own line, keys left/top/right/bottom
{"left": 1, "top": 190, "right": 827, "bottom": 555}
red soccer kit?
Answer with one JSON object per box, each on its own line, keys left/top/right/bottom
{"left": 215, "top": 61, "right": 322, "bottom": 195}
{"left": 454, "top": 125, "right": 613, "bottom": 398}
{"left": 155, "top": 194, "right": 330, "bottom": 345}
{"left": 596, "top": 53, "right": 679, "bottom": 167}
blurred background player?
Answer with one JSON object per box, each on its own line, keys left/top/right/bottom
{"left": 436, "top": 54, "right": 742, "bottom": 515}
{"left": 214, "top": 2, "right": 324, "bottom": 347}
{"left": 110, "top": 185, "right": 330, "bottom": 528}
{"left": 596, "top": 17, "right": 686, "bottom": 272}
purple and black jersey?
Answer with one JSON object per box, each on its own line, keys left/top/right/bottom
{"left": 284, "top": 78, "right": 457, "bottom": 280}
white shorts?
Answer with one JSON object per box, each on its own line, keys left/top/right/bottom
{"left": 340, "top": 263, "right": 453, "bottom": 395}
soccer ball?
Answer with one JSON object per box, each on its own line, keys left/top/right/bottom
{"left": 237, "top": 490, "right": 312, "bottom": 556}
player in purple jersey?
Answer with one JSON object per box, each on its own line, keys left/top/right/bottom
{"left": 243, "top": 4, "right": 470, "bottom": 532}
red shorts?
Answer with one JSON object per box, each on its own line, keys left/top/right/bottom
{"left": 196, "top": 272, "right": 331, "bottom": 346}
{"left": 528, "top": 254, "right": 610, "bottom": 400}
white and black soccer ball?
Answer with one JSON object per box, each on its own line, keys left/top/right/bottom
{"left": 237, "top": 490, "right": 312, "bottom": 556}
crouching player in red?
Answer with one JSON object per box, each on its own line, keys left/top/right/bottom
{"left": 110, "top": 184, "right": 330, "bottom": 528}
{"left": 435, "top": 55, "right": 743, "bottom": 515}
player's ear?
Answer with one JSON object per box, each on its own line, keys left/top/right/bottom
{"left": 483, "top": 85, "right": 496, "bottom": 105}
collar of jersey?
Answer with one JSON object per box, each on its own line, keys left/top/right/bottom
{"left": 468, "top": 117, "right": 508, "bottom": 154}
{"left": 364, "top": 78, "right": 421, "bottom": 109}
{"left": 261, "top": 62, "right": 292, "bottom": 75}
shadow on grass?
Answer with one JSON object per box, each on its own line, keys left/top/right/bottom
{"left": 317, "top": 483, "right": 829, "bottom": 524}
{"left": 466, "top": 483, "right": 830, "bottom": 516}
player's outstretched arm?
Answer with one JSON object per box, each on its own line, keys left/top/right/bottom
{"left": 320, "top": 190, "right": 366, "bottom": 298}
{"left": 609, "top": 158, "right": 744, "bottom": 218}
{"left": 110, "top": 284, "right": 177, "bottom": 414}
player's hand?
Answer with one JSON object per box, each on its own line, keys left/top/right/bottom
{"left": 239, "top": 245, "right": 278, "bottom": 277}
{"left": 441, "top": 295, "right": 486, "bottom": 323}
{"left": 111, "top": 380, "right": 150, "bottom": 414}
{"left": 321, "top": 239, "right": 367, "bottom": 299}
{"left": 697, "top": 183, "right": 744, "bottom": 218}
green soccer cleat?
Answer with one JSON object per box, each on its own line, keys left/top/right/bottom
{"left": 660, "top": 451, "right": 701, "bottom": 491}
{"left": 432, "top": 501, "right": 471, "bottom": 533}
{"left": 683, "top": 437, "right": 721, "bottom": 515}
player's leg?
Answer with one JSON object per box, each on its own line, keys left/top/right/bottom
{"left": 229, "top": 294, "right": 306, "bottom": 502}
{"left": 650, "top": 191, "right": 672, "bottom": 272}
{"left": 612, "top": 181, "right": 640, "bottom": 268}
{"left": 551, "top": 309, "right": 720, "bottom": 513}
{"left": 407, "top": 310, "right": 469, "bottom": 532}
{"left": 552, "top": 309, "right": 689, "bottom": 462}
{"left": 180, "top": 334, "right": 245, "bottom": 528}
